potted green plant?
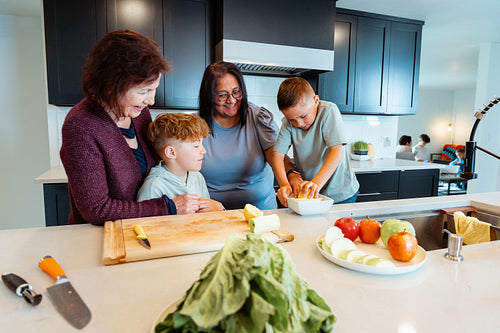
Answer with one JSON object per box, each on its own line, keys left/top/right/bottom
{"left": 353, "top": 141, "right": 369, "bottom": 155}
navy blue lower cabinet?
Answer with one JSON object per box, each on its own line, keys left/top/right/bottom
{"left": 43, "top": 183, "right": 70, "bottom": 226}
{"left": 355, "top": 169, "right": 439, "bottom": 202}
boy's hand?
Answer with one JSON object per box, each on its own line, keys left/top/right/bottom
{"left": 299, "top": 181, "right": 319, "bottom": 199}
{"left": 197, "top": 197, "right": 225, "bottom": 213}
{"left": 172, "top": 194, "right": 200, "bottom": 214}
{"left": 277, "top": 185, "right": 293, "bottom": 207}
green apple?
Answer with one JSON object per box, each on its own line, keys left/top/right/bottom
{"left": 380, "top": 219, "right": 416, "bottom": 247}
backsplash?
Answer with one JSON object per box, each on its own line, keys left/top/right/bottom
{"left": 47, "top": 75, "right": 398, "bottom": 166}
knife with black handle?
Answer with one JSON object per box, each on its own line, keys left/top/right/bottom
{"left": 2, "top": 272, "right": 43, "bottom": 305}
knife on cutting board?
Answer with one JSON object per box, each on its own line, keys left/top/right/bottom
{"left": 39, "top": 256, "right": 91, "bottom": 329}
{"left": 2, "top": 272, "right": 42, "bottom": 305}
{"left": 134, "top": 223, "right": 151, "bottom": 249}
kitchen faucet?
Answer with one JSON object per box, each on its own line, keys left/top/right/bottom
{"left": 461, "top": 96, "right": 500, "bottom": 180}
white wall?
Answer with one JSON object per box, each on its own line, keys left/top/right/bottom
{"left": 468, "top": 42, "right": 500, "bottom": 194}
{"left": 0, "top": 14, "right": 49, "bottom": 229}
{"left": 397, "top": 88, "right": 476, "bottom": 160}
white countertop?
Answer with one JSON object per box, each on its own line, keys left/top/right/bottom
{"left": 350, "top": 157, "right": 443, "bottom": 172}
{"left": 34, "top": 159, "right": 444, "bottom": 184}
{"left": 1, "top": 192, "right": 500, "bottom": 332}
{"left": 34, "top": 165, "right": 67, "bottom": 184}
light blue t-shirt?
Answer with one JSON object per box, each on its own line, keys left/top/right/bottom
{"left": 200, "top": 103, "right": 279, "bottom": 210}
{"left": 274, "top": 101, "right": 359, "bottom": 203}
{"left": 137, "top": 161, "right": 210, "bottom": 201}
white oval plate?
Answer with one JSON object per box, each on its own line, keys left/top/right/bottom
{"left": 151, "top": 299, "right": 179, "bottom": 333}
{"left": 316, "top": 236, "right": 427, "bottom": 275}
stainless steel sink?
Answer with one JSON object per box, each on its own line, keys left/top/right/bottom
{"left": 351, "top": 208, "right": 500, "bottom": 251}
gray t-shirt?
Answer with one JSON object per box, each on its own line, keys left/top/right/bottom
{"left": 137, "top": 161, "right": 210, "bottom": 201}
{"left": 274, "top": 101, "right": 359, "bottom": 202}
{"left": 200, "top": 103, "right": 279, "bottom": 210}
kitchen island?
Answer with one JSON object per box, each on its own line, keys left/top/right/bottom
{"left": 1, "top": 192, "right": 499, "bottom": 332}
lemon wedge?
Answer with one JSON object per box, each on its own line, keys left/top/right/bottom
{"left": 243, "top": 204, "right": 263, "bottom": 221}
{"left": 297, "top": 189, "right": 312, "bottom": 199}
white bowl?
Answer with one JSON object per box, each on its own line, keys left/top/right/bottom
{"left": 287, "top": 194, "right": 334, "bottom": 216}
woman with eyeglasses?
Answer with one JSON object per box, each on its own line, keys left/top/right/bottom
{"left": 198, "top": 61, "right": 297, "bottom": 210}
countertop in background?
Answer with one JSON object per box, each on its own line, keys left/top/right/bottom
{"left": 35, "top": 159, "right": 444, "bottom": 184}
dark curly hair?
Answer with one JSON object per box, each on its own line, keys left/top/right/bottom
{"left": 81, "top": 29, "right": 171, "bottom": 117}
{"left": 198, "top": 61, "right": 248, "bottom": 133}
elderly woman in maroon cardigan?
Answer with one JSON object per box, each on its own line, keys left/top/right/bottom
{"left": 60, "top": 30, "right": 200, "bottom": 225}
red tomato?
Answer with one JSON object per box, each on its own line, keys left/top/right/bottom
{"left": 359, "top": 217, "right": 381, "bottom": 244}
{"left": 387, "top": 231, "right": 418, "bottom": 262}
{"left": 334, "top": 218, "right": 359, "bottom": 241}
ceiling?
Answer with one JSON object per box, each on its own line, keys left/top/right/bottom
{"left": 2, "top": 0, "right": 500, "bottom": 90}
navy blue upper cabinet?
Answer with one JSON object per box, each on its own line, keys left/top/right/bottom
{"left": 43, "top": 0, "right": 210, "bottom": 109}
{"left": 318, "top": 9, "right": 423, "bottom": 115}
{"left": 106, "top": 0, "right": 166, "bottom": 106}
{"left": 44, "top": 0, "right": 106, "bottom": 106}
{"left": 162, "top": 0, "right": 210, "bottom": 109}
{"left": 387, "top": 22, "right": 422, "bottom": 115}
{"left": 354, "top": 17, "right": 391, "bottom": 114}
{"left": 318, "top": 14, "right": 356, "bottom": 112}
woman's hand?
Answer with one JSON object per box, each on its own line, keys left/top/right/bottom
{"left": 197, "top": 198, "right": 225, "bottom": 213}
{"left": 277, "top": 185, "right": 293, "bottom": 207}
{"left": 172, "top": 194, "right": 200, "bottom": 214}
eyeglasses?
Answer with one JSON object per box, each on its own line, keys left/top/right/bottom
{"left": 216, "top": 89, "right": 243, "bottom": 102}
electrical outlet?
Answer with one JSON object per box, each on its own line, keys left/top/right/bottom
{"left": 383, "top": 137, "right": 391, "bottom": 147}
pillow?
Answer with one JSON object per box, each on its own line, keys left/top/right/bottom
{"left": 440, "top": 144, "right": 465, "bottom": 161}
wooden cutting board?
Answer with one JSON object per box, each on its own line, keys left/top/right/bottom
{"left": 102, "top": 209, "right": 294, "bottom": 265}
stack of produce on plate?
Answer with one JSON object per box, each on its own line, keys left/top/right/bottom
{"left": 155, "top": 234, "right": 336, "bottom": 332}
{"left": 319, "top": 216, "right": 419, "bottom": 264}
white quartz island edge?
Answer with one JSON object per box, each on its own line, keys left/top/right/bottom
{"left": 1, "top": 192, "right": 499, "bottom": 332}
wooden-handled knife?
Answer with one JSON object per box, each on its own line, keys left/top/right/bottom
{"left": 39, "top": 256, "right": 91, "bottom": 329}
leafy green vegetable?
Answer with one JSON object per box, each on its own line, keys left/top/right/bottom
{"left": 353, "top": 141, "right": 368, "bottom": 151}
{"left": 155, "top": 234, "right": 336, "bottom": 333}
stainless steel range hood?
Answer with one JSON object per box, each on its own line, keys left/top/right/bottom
{"left": 215, "top": 39, "right": 335, "bottom": 75}
{"left": 215, "top": 0, "right": 336, "bottom": 76}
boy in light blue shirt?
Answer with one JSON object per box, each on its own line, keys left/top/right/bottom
{"left": 272, "top": 77, "right": 359, "bottom": 207}
{"left": 137, "top": 113, "right": 224, "bottom": 212}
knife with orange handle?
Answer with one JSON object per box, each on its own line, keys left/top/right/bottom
{"left": 39, "top": 256, "right": 91, "bottom": 329}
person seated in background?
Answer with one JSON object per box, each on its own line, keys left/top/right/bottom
{"left": 396, "top": 135, "right": 412, "bottom": 152}
{"left": 137, "top": 113, "right": 225, "bottom": 212}
{"left": 413, "top": 134, "right": 431, "bottom": 162}
{"left": 450, "top": 147, "right": 466, "bottom": 173}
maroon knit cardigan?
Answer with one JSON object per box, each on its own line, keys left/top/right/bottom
{"left": 60, "top": 98, "right": 169, "bottom": 225}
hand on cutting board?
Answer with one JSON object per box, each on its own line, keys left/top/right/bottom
{"left": 173, "top": 194, "right": 200, "bottom": 214}
{"left": 197, "top": 197, "right": 225, "bottom": 213}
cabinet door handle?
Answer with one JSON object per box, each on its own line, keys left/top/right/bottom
{"left": 358, "top": 192, "right": 382, "bottom": 196}
{"left": 357, "top": 171, "right": 383, "bottom": 174}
